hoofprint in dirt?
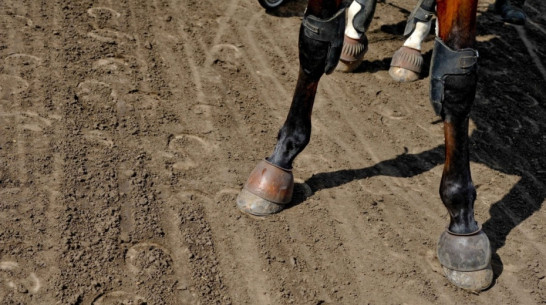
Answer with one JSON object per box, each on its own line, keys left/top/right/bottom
{"left": 0, "top": 0, "right": 544, "bottom": 304}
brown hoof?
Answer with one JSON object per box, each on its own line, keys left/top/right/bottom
{"left": 437, "top": 228, "right": 493, "bottom": 291}
{"left": 389, "top": 46, "right": 422, "bottom": 82}
{"left": 236, "top": 159, "right": 293, "bottom": 216}
{"left": 236, "top": 188, "right": 285, "bottom": 216}
{"left": 336, "top": 35, "right": 368, "bottom": 73}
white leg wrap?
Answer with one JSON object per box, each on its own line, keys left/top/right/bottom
{"left": 344, "top": 1, "right": 363, "bottom": 39}
{"left": 403, "top": 20, "right": 432, "bottom": 51}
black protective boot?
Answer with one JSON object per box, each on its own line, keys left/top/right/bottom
{"left": 495, "top": 0, "right": 526, "bottom": 25}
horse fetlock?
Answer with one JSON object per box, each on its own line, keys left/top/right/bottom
{"left": 430, "top": 37, "right": 478, "bottom": 117}
{"left": 440, "top": 180, "right": 479, "bottom": 234}
{"left": 269, "top": 124, "right": 310, "bottom": 168}
{"left": 404, "top": 0, "right": 435, "bottom": 37}
{"left": 300, "top": 7, "right": 346, "bottom": 76}
{"left": 440, "top": 182, "right": 476, "bottom": 207}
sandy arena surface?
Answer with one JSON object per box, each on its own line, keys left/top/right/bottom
{"left": 0, "top": 0, "right": 545, "bottom": 304}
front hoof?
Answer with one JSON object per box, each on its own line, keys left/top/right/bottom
{"left": 236, "top": 159, "right": 293, "bottom": 216}
{"left": 442, "top": 265, "right": 493, "bottom": 292}
{"left": 437, "top": 228, "right": 493, "bottom": 291}
{"left": 389, "top": 46, "right": 422, "bottom": 82}
{"left": 236, "top": 188, "right": 285, "bottom": 216}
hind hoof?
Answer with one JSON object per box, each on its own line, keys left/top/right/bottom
{"left": 337, "top": 60, "right": 364, "bottom": 73}
{"left": 389, "top": 67, "right": 420, "bottom": 82}
{"left": 336, "top": 35, "right": 368, "bottom": 73}
{"left": 389, "top": 46, "right": 422, "bottom": 82}
{"left": 497, "top": 4, "right": 526, "bottom": 25}
{"left": 236, "top": 188, "right": 285, "bottom": 216}
{"left": 443, "top": 265, "right": 493, "bottom": 292}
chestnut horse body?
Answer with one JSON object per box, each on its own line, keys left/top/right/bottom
{"left": 238, "top": 0, "right": 494, "bottom": 291}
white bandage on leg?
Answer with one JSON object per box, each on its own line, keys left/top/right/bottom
{"left": 344, "top": 1, "right": 363, "bottom": 39}
{"left": 403, "top": 20, "right": 432, "bottom": 51}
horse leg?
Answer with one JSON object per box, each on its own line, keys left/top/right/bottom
{"left": 433, "top": 0, "right": 493, "bottom": 291}
{"left": 237, "top": 0, "right": 346, "bottom": 216}
{"left": 389, "top": 0, "right": 435, "bottom": 82}
{"left": 336, "top": 0, "right": 377, "bottom": 72}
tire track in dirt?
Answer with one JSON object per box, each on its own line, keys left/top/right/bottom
{"left": 32, "top": 1, "right": 69, "bottom": 303}
{"left": 108, "top": 0, "right": 237, "bottom": 303}
{"left": 149, "top": 0, "right": 279, "bottom": 303}
{"left": 0, "top": 0, "right": 63, "bottom": 303}
{"left": 46, "top": 1, "right": 152, "bottom": 303}
{"left": 89, "top": 1, "right": 196, "bottom": 303}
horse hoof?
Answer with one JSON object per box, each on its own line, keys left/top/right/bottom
{"left": 236, "top": 188, "right": 285, "bottom": 216}
{"left": 236, "top": 159, "right": 293, "bottom": 216}
{"left": 389, "top": 46, "right": 422, "bottom": 82}
{"left": 388, "top": 67, "right": 420, "bottom": 83}
{"left": 442, "top": 265, "right": 493, "bottom": 292}
{"left": 437, "top": 228, "right": 493, "bottom": 291}
{"left": 497, "top": 4, "right": 526, "bottom": 25}
{"left": 336, "top": 35, "right": 368, "bottom": 73}
{"left": 336, "top": 60, "right": 363, "bottom": 73}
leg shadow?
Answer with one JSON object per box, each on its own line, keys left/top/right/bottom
{"left": 286, "top": 144, "right": 444, "bottom": 207}
{"left": 482, "top": 175, "right": 545, "bottom": 281}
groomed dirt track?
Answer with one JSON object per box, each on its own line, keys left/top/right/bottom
{"left": 1, "top": 0, "right": 545, "bottom": 304}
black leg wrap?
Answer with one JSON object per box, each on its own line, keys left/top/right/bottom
{"left": 352, "top": 0, "right": 377, "bottom": 34}
{"left": 430, "top": 38, "right": 478, "bottom": 116}
{"left": 301, "top": 7, "right": 346, "bottom": 75}
{"left": 403, "top": 0, "right": 436, "bottom": 36}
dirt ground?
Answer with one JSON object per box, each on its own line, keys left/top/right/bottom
{"left": 0, "top": 0, "right": 545, "bottom": 304}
